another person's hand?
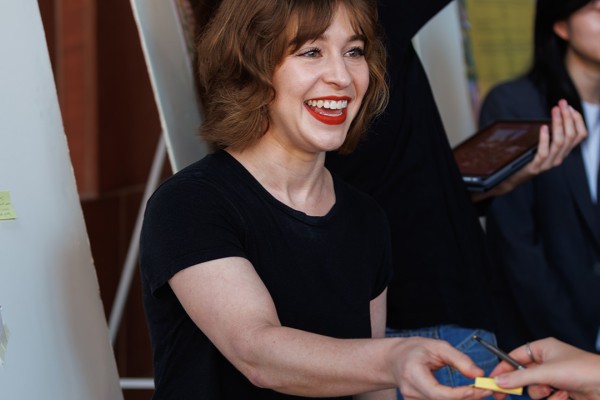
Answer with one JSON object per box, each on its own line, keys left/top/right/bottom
{"left": 391, "top": 337, "right": 492, "bottom": 400}
{"left": 472, "top": 99, "right": 587, "bottom": 202}
{"left": 489, "top": 337, "right": 600, "bottom": 400}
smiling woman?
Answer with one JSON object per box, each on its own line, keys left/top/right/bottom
{"left": 265, "top": 4, "right": 371, "bottom": 155}
{"left": 138, "top": 1, "right": 494, "bottom": 399}
{"left": 195, "top": 0, "right": 387, "bottom": 154}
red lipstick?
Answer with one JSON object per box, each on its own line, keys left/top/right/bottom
{"left": 305, "top": 97, "right": 350, "bottom": 126}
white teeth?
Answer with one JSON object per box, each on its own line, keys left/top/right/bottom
{"left": 306, "top": 99, "right": 348, "bottom": 109}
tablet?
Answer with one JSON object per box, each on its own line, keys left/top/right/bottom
{"left": 453, "top": 120, "right": 550, "bottom": 192}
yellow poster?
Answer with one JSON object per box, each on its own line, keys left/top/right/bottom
{"left": 463, "top": 0, "right": 536, "bottom": 100}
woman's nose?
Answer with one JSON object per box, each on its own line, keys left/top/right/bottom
{"left": 323, "top": 56, "right": 352, "bottom": 87}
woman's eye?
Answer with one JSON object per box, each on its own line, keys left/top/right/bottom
{"left": 299, "top": 48, "right": 321, "bottom": 58}
{"left": 346, "top": 46, "right": 365, "bottom": 58}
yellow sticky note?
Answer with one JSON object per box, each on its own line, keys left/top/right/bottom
{"left": 0, "top": 191, "right": 17, "bottom": 220}
{"left": 473, "top": 377, "right": 523, "bottom": 396}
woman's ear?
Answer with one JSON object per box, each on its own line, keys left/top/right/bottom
{"left": 553, "top": 20, "right": 569, "bottom": 41}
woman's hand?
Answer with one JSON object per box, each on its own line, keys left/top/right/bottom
{"left": 489, "top": 338, "right": 600, "bottom": 400}
{"left": 472, "top": 99, "right": 587, "bottom": 203}
{"left": 391, "top": 337, "right": 492, "bottom": 400}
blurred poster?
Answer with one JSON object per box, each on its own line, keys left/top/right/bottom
{"left": 460, "top": 0, "right": 535, "bottom": 110}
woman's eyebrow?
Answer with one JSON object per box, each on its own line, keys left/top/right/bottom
{"left": 349, "top": 33, "right": 366, "bottom": 42}
{"left": 317, "top": 32, "right": 365, "bottom": 43}
{"left": 297, "top": 31, "right": 365, "bottom": 48}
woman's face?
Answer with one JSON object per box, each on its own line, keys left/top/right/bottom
{"left": 266, "top": 4, "right": 370, "bottom": 156}
{"left": 554, "top": 0, "right": 600, "bottom": 72}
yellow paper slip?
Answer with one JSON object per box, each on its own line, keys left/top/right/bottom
{"left": 473, "top": 377, "right": 523, "bottom": 395}
{"left": 0, "top": 191, "right": 17, "bottom": 220}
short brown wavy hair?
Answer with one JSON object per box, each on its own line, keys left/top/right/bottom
{"left": 196, "top": 0, "right": 388, "bottom": 154}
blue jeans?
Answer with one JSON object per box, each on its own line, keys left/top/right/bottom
{"left": 386, "top": 324, "right": 522, "bottom": 400}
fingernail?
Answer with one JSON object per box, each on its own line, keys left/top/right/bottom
{"left": 494, "top": 375, "right": 508, "bottom": 386}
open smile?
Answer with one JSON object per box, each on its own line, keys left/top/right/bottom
{"left": 304, "top": 97, "right": 350, "bottom": 125}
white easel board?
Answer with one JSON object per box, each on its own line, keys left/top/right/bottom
{"left": 130, "top": 0, "right": 208, "bottom": 172}
{"left": 0, "top": 1, "right": 123, "bottom": 398}
{"left": 414, "top": 1, "right": 475, "bottom": 146}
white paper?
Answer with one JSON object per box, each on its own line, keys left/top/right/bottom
{"left": 0, "top": 306, "right": 7, "bottom": 365}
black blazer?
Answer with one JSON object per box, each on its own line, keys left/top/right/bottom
{"left": 480, "top": 76, "right": 600, "bottom": 352}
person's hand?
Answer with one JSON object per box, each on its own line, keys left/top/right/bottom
{"left": 489, "top": 338, "right": 600, "bottom": 400}
{"left": 472, "top": 99, "right": 587, "bottom": 202}
{"left": 391, "top": 337, "right": 492, "bottom": 400}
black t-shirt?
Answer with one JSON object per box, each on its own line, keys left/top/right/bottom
{"left": 326, "top": 0, "right": 496, "bottom": 331}
{"left": 140, "top": 150, "right": 393, "bottom": 399}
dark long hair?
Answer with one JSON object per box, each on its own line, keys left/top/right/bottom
{"left": 528, "top": 0, "right": 592, "bottom": 114}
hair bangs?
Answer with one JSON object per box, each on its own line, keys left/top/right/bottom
{"left": 288, "top": 1, "right": 374, "bottom": 50}
{"left": 287, "top": 2, "right": 336, "bottom": 52}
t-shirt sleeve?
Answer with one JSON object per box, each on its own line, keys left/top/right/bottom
{"left": 139, "top": 176, "right": 246, "bottom": 296}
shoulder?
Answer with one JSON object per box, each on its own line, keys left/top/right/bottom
{"left": 480, "top": 75, "right": 547, "bottom": 126}
{"left": 486, "top": 76, "right": 539, "bottom": 101}
{"left": 146, "top": 151, "right": 239, "bottom": 212}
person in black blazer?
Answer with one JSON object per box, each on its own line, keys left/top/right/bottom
{"left": 480, "top": 0, "right": 600, "bottom": 353}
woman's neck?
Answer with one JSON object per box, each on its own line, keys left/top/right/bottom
{"left": 565, "top": 50, "right": 600, "bottom": 104}
{"left": 226, "top": 142, "right": 335, "bottom": 216}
